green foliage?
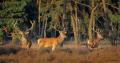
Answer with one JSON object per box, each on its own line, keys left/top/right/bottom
{"left": 40, "top": 0, "right": 64, "bottom": 29}
{"left": 0, "top": 0, "right": 29, "bottom": 18}
{"left": 0, "top": 0, "right": 31, "bottom": 42}
{"left": 0, "top": 0, "right": 119, "bottom": 42}
{"left": 109, "top": 13, "right": 120, "bottom": 23}
{"left": 0, "top": 28, "right": 3, "bottom": 42}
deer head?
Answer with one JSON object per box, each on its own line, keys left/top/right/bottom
{"left": 14, "top": 21, "right": 35, "bottom": 35}
{"left": 54, "top": 27, "right": 67, "bottom": 38}
{"left": 96, "top": 29, "right": 103, "bottom": 41}
{"left": 87, "top": 28, "right": 103, "bottom": 49}
{"left": 58, "top": 31, "right": 67, "bottom": 41}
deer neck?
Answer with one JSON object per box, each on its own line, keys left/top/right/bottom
{"left": 96, "top": 32, "right": 102, "bottom": 41}
{"left": 57, "top": 33, "right": 66, "bottom": 42}
{"left": 19, "top": 31, "right": 28, "bottom": 43}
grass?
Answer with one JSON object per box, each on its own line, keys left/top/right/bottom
{"left": 0, "top": 43, "right": 120, "bottom": 63}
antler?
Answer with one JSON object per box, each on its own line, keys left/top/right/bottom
{"left": 53, "top": 26, "right": 60, "bottom": 32}
{"left": 92, "top": 27, "right": 100, "bottom": 32}
{"left": 26, "top": 21, "right": 35, "bottom": 32}
{"left": 13, "top": 21, "right": 19, "bottom": 31}
{"left": 53, "top": 25, "right": 66, "bottom": 32}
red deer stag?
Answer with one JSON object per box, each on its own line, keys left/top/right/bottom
{"left": 13, "top": 21, "right": 35, "bottom": 49}
{"left": 37, "top": 29, "right": 67, "bottom": 51}
{"left": 87, "top": 29, "right": 103, "bottom": 49}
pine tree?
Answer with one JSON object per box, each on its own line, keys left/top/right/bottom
{"left": 0, "top": 0, "right": 31, "bottom": 43}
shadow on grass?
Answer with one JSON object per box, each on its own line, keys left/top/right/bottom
{"left": 0, "top": 46, "right": 20, "bottom": 55}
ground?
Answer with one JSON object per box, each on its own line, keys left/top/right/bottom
{"left": 0, "top": 42, "right": 120, "bottom": 63}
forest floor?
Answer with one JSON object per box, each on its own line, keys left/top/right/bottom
{"left": 0, "top": 41, "right": 120, "bottom": 63}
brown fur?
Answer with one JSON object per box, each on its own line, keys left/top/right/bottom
{"left": 87, "top": 30, "right": 103, "bottom": 49}
{"left": 37, "top": 31, "right": 66, "bottom": 51}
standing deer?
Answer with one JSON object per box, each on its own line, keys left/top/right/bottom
{"left": 13, "top": 21, "right": 35, "bottom": 49}
{"left": 37, "top": 29, "right": 67, "bottom": 51}
{"left": 87, "top": 29, "right": 103, "bottom": 49}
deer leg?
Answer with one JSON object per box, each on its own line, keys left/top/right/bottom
{"left": 87, "top": 43, "right": 93, "bottom": 50}
{"left": 52, "top": 45, "right": 56, "bottom": 51}
{"left": 37, "top": 40, "right": 43, "bottom": 48}
{"left": 38, "top": 43, "right": 43, "bottom": 48}
{"left": 93, "top": 42, "right": 96, "bottom": 48}
{"left": 88, "top": 45, "right": 93, "bottom": 50}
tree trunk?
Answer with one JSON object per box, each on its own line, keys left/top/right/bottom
{"left": 44, "top": 15, "right": 48, "bottom": 38}
{"left": 102, "top": 0, "right": 107, "bottom": 13}
{"left": 88, "top": 0, "right": 96, "bottom": 41}
{"left": 62, "top": 0, "right": 66, "bottom": 28}
{"left": 37, "top": 0, "right": 41, "bottom": 36}
{"left": 70, "top": 1, "right": 79, "bottom": 47}
{"left": 75, "top": 3, "right": 79, "bottom": 46}
{"left": 71, "top": 16, "right": 78, "bottom": 47}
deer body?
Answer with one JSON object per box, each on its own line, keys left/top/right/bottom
{"left": 13, "top": 21, "right": 35, "bottom": 49}
{"left": 19, "top": 31, "right": 29, "bottom": 49}
{"left": 87, "top": 29, "right": 103, "bottom": 49}
{"left": 37, "top": 31, "right": 66, "bottom": 51}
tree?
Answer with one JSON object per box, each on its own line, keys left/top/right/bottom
{"left": 70, "top": 0, "right": 79, "bottom": 47}
{"left": 0, "top": 0, "right": 32, "bottom": 44}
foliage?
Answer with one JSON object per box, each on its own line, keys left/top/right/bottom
{"left": 0, "top": 28, "right": 3, "bottom": 42}
{"left": 0, "top": 0, "right": 119, "bottom": 42}
{"left": 109, "top": 13, "right": 120, "bottom": 23}
{"left": 0, "top": 0, "right": 31, "bottom": 41}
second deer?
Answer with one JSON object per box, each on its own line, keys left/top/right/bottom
{"left": 13, "top": 21, "right": 35, "bottom": 49}
{"left": 87, "top": 29, "right": 103, "bottom": 49}
{"left": 37, "top": 30, "right": 67, "bottom": 51}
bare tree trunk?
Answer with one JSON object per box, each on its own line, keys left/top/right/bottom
{"left": 75, "top": 3, "right": 79, "bottom": 46}
{"left": 118, "top": 2, "right": 120, "bottom": 13}
{"left": 71, "top": 16, "right": 78, "bottom": 47}
{"left": 70, "top": 1, "right": 79, "bottom": 47}
{"left": 92, "top": 0, "right": 95, "bottom": 30}
{"left": 44, "top": 15, "right": 48, "bottom": 38}
{"left": 102, "top": 0, "right": 107, "bottom": 13}
{"left": 36, "top": 0, "right": 41, "bottom": 22}
{"left": 37, "top": 0, "right": 41, "bottom": 36}
{"left": 88, "top": 0, "right": 96, "bottom": 44}
{"left": 62, "top": 0, "right": 66, "bottom": 28}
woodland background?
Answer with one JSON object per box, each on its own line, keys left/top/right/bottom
{"left": 0, "top": 0, "right": 120, "bottom": 45}
{"left": 0, "top": 0, "right": 120, "bottom": 63}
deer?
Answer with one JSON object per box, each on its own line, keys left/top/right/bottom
{"left": 37, "top": 28, "right": 67, "bottom": 51}
{"left": 87, "top": 29, "right": 103, "bottom": 50}
{"left": 13, "top": 21, "right": 35, "bottom": 49}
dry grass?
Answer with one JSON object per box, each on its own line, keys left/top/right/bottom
{"left": 0, "top": 44, "right": 120, "bottom": 63}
